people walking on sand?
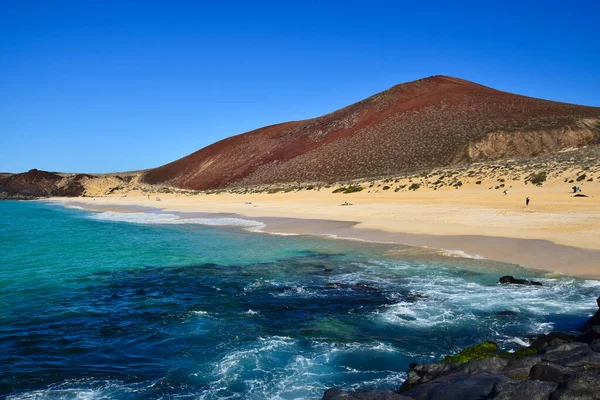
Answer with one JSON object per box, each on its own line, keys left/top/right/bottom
{"left": 526, "top": 196, "right": 530, "bottom": 207}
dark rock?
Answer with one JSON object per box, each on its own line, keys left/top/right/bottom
{"left": 590, "top": 339, "right": 600, "bottom": 352}
{"left": 555, "top": 351, "right": 600, "bottom": 369}
{"left": 72, "top": 173, "right": 97, "bottom": 181}
{"left": 581, "top": 298, "right": 600, "bottom": 332}
{"left": 549, "top": 370, "right": 600, "bottom": 400}
{"left": 453, "top": 357, "right": 509, "bottom": 375}
{"left": 499, "top": 275, "right": 543, "bottom": 286}
{"left": 503, "top": 355, "right": 542, "bottom": 379}
{"left": 322, "top": 388, "right": 411, "bottom": 400}
{"left": 400, "top": 362, "right": 459, "bottom": 391}
{"left": 529, "top": 362, "right": 577, "bottom": 383}
{"left": 576, "top": 326, "right": 600, "bottom": 344}
{"left": 530, "top": 332, "right": 577, "bottom": 349}
{"left": 52, "top": 181, "right": 85, "bottom": 197}
{"left": 573, "top": 194, "right": 589, "bottom": 197}
{"left": 540, "top": 343, "right": 589, "bottom": 355}
{"left": 325, "top": 282, "right": 378, "bottom": 292}
{"left": 539, "top": 343, "right": 600, "bottom": 369}
{"left": 489, "top": 380, "right": 558, "bottom": 400}
{"left": 496, "top": 310, "right": 518, "bottom": 317}
{"left": 401, "top": 373, "right": 510, "bottom": 400}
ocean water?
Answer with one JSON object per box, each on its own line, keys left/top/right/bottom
{"left": 1, "top": 201, "right": 598, "bottom": 399}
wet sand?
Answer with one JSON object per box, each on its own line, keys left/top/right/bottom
{"left": 50, "top": 184, "right": 600, "bottom": 279}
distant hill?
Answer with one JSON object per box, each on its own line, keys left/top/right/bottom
{"left": 142, "top": 75, "right": 600, "bottom": 190}
{"left": 0, "top": 169, "right": 89, "bottom": 199}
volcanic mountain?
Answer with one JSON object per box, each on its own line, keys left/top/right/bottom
{"left": 143, "top": 75, "right": 600, "bottom": 190}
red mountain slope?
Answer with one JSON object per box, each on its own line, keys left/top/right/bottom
{"left": 142, "top": 76, "right": 600, "bottom": 190}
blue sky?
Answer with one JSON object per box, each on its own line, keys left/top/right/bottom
{"left": 1, "top": 0, "right": 599, "bottom": 173}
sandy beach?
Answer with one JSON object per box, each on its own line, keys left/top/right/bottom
{"left": 49, "top": 169, "right": 600, "bottom": 279}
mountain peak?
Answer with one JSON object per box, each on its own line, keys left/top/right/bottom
{"left": 142, "top": 77, "right": 600, "bottom": 190}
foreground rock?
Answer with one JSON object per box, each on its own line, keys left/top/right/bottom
{"left": 323, "top": 297, "right": 600, "bottom": 400}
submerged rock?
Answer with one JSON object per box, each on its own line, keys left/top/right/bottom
{"left": 499, "top": 275, "right": 543, "bottom": 286}
{"left": 325, "top": 282, "right": 379, "bottom": 292}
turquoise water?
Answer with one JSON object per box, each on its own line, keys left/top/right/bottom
{"left": 1, "top": 201, "right": 598, "bottom": 399}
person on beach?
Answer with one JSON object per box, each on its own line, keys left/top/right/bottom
{"left": 526, "top": 196, "right": 530, "bottom": 207}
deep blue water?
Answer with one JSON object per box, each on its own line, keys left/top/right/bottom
{"left": 1, "top": 201, "right": 598, "bottom": 399}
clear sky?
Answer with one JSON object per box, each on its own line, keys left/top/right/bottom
{"left": 1, "top": 0, "right": 599, "bottom": 173}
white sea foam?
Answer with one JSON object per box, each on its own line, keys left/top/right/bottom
{"left": 191, "top": 310, "right": 210, "bottom": 316}
{"left": 371, "top": 267, "right": 598, "bottom": 334}
{"left": 6, "top": 380, "right": 138, "bottom": 400}
{"left": 437, "top": 248, "right": 484, "bottom": 259}
{"left": 88, "top": 211, "right": 266, "bottom": 231}
{"left": 204, "top": 336, "right": 406, "bottom": 399}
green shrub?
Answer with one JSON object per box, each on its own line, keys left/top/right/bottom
{"left": 333, "top": 186, "right": 364, "bottom": 194}
{"left": 382, "top": 186, "right": 391, "bottom": 190}
{"left": 529, "top": 171, "right": 547, "bottom": 186}
{"left": 576, "top": 174, "right": 587, "bottom": 182}
{"left": 475, "top": 180, "right": 482, "bottom": 185}
{"left": 408, "top": 183, "right": 421, "bottom": 191}
{"left": 344, "top": 186, "right": 364, "bottom": 194}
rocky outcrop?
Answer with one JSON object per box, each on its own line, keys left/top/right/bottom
{"left": 498, "top": 275, "right": 543, "bottom": 286}
{"left": 323, "top": 298, "right": 600, "bottom": 400}
{"left": 0, "top": 169, "right": 96, "bottom": 200}
{"left": 0, "top": 169, "right": 64, "bottom": 199}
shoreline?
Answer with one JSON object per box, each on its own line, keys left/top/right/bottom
{"left": 48, "top": 194, "right": 600, "bottom": 279}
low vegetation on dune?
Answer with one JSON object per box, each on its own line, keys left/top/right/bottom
{"left": 2, "top": 143, "right": 599, "bottom": 200}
